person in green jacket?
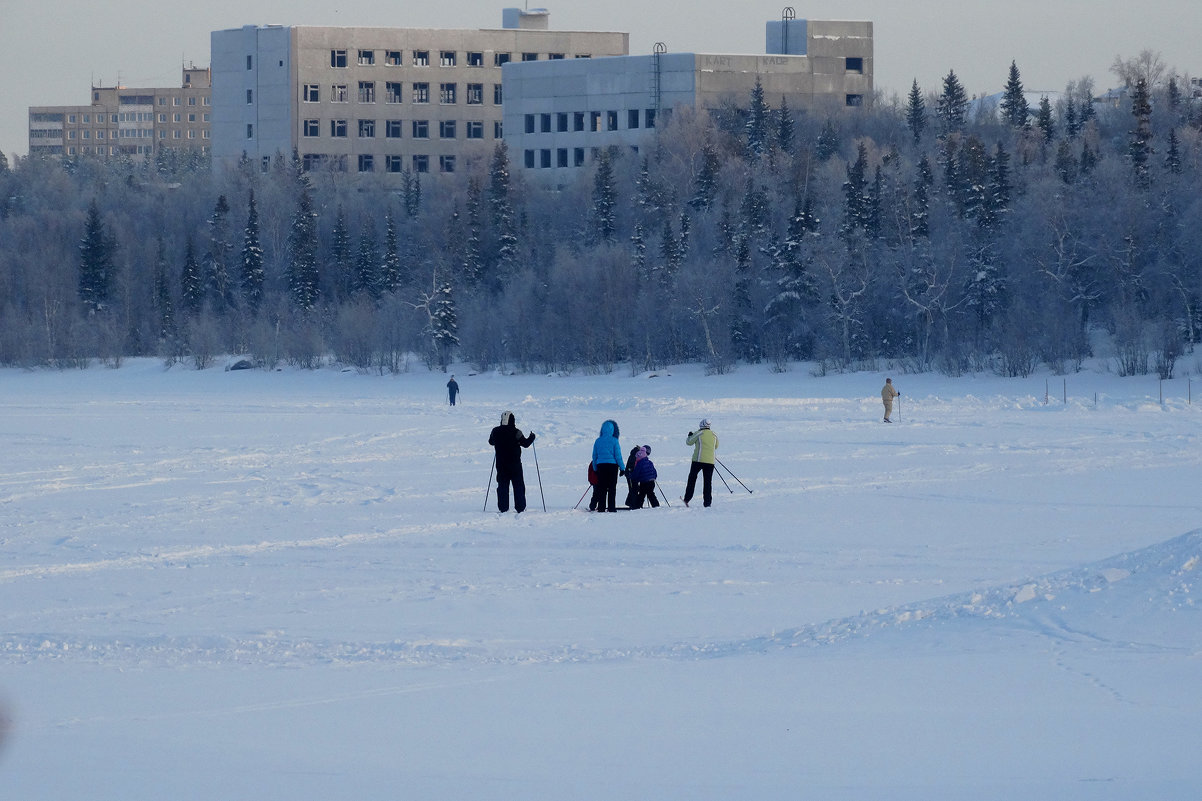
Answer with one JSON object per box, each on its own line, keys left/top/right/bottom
{"left": 683, "top": 419, "right": 718, "bottom": 507}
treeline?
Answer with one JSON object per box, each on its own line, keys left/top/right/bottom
{"left": 1, "top": 56, "right": 1200, "bottom": 377}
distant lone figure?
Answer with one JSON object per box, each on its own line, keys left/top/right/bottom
{"left": 881, "top": 378, "right": 900, "bottom": 423}
{"left": 489, "top": 411, "right": 535, "bottom": 513}
{"left": 683, "top": 419, "right": 718, "bottom": 508}
{"left": 447, "top": 376, "right": 460, "bottom": 406}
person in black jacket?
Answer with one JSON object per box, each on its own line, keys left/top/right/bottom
{"left": 488, "top": 410, "right": 536, "bottom": 513}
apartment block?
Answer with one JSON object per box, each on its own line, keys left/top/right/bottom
{"left": 211, "top": 9, "right": 629, "bottom": 176}
{"left": 503, "top": 18, "right": 873, "bottom": 183}
{"left": 28, "top": 67, "right": 212, "bottom": 160}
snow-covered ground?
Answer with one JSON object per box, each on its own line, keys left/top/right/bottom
{"left": 1, "top": 359, "right": 1199, "bottom": 799}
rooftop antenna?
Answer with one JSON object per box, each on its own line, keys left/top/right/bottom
{"left": 782, "top": 7, "right": 796, "bottom": 55}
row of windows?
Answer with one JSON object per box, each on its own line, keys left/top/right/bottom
{"left": 58, "top": 111, "right": 209, "bottom": 125}
{"left": 299, "top": 118, "right": 501, "bottom": 140}
{"left": 38, "top": 128, "right": 208, "bottom": 141}
{"left": 300, "top": 82, "right": 501, "bottom": 105}
{"left": 301, "top": 152, "right": 457, "bottom": 174}
{"left": 524, "top": 146, "right": 636, "bottom": 169}
{"left": 321, "top": 49, "right": 587, "bottom": 69}
{"left": 58, "top": 145, "right": 210, "bottom": 156}
{"left": 523, "top": 108, "right": 657, "bottom": 135}
{"left": 90, "top": 95, "right": 208, "bottom": 107}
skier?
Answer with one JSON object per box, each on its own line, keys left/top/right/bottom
{"left": 683, "top": 419, "right": 718, "bottom": 507}
{"left": 628, "top": 446, "right": 660, "bottom": 509}
{"left": 447, "top": 375, "right": 460, "bottom": 406}
{"left": 488, "top": 410, "right": 535, "bottom": 513}
{"left": 590, "top": 419, "right": 623, "bottom": 512}
{"left": 623, "top": 445, "right": 640, "bottom": 507}
{"left": 881, "top": 377, "right": 900, "bottom": 422}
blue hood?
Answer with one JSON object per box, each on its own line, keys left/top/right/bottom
{"left": 600, "top": 419, "right": 619, "bottom": 438}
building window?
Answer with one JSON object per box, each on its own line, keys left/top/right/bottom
{"left": 590, "top": 111, "right": 601, "bottom": 131}
{"left": 331, "top": 119, "right": 348, "bottom": 137}
{"left": 413, "top": 50, "right": 429, "bottom": 67}
{"left": 412, "top": 83, "right": 429, "bottom": 103}
{"left": 646, "top": 108, "right": 656, "bottom": 128}
{"left": 524, "top": 149, "right": 535, "bottom": 169}
{"left": 846, "top": 94, "right": 864, "bottom": 107}
{"left": 522, "top": 52, "right": 539, "bottom": 62}
{"left": 440, "top": 83, "right": 457, "bottom": 104}
{"left": 494, "top": 121, "right": 503, "bottom": 139}
{"left": 466, "top": 120, "right": 484, "bottom": 139}
{"left": 607, "top": 111, "right": 619, "bottom": 131}
{"left": 557, "top": 148, "right": 568, "bottom": 167}
{"left": 386, "top": 82, "right": 403, "bottom": 103}
{"left": 467, "top": 51, "right": 484, "bottom": 67}
{"left": 494, "top": 52, "right": 511, "bottom": 66}
{"left": 466, "top": 83, "right": 483, "bottom": 104}
{"left": 440, "top": 51, "right": 456, "bottom": 67}
{"left": 540, "top": 149, "right": 551, "bottom": 168}
{"left": 247, "top": 55, "right": 254, "bottom": 70}
{"left": 359, "top": 119, "right": 376, "bottom": 137}
{"left": 439, "top": 155, "right": 456, "bottom": 173}
{"left": 246, "top": 89, "right": 254, "bottom": 104}
{"left": 331, "top": 49, "right": 348, "bottom": 68}
{"left": 573, "top": 112, "right": 585, "bottom": 132}
{"left": 303, "top": 119, "right": 320, "bottom": 137}
{"left": 846, "top": 57, "right": 864, "bottom": 74}
{"left": 574, "top": 147, "right": 585, "bottom": 167}
{"left": 557, "top": 112, "right": 568, "bottom": 132}
{"left": 493, "top": 84, "right": 503, "bottom": 104}
{"left": 386, "top": 155, "right": 403, "bottom": 172}
{"left": 332, "top": 84, "right": 348, "bottom": 102}
{"left": 385, "top": 50, "right": 402, "bottom": 66}
{"left": 549, "top": 53, "right": 565, "bottom": 60}
{"left": 525, "top": 114, "right": 536, "bottom": 134}
{"left": 412, "top": 154, "right": 429, "bottom": 173}
{"left": 628, "top": 109, "right": 640, "bottom": 129}
{"left": 188, "top": 97, "right": 197, "bottom": 106}
{"left": 358, "top": 154, "right": 374, "bottom": 172}
{"left": 358, "top": 49, "right": 375, "bottom": 66}
{"left": 246, "top": 123, "right": 254, "bottom": 139}
{"left": 412, "top": 120, "right": 429, "bottom": 139}
{"left": 575, "top": 54, "right": 592, "bottom": 59}
{"left": 358, "top": 81, "right": 376, "bottom": 103}
{"left": 302, "top": 154, "right": 324, "bottom": 171}
{"left": 439, "top": 120, "right": 456, "bottom": 139}
{"left": 540, "top": 113, "right": 551, "bottom": 133}
{"left": 386, "top": 119, "right": 403, "bottom": 138}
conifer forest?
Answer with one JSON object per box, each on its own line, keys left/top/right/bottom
{"left": 1, "top": 58, "right": 1200, "bottom": 377}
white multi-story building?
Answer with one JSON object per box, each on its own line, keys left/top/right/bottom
{"left": 211, "top": 9, "right": 628, "bottom": 177}
{"left": 502, "top": 18, "right": 873, "bottom": 183}
{"left": 28, "top": 66, "right": 211, "bottom": 161}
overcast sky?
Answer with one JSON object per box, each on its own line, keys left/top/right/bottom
{"left": 2, "top": 0, "right": 1196, "bottom": 161}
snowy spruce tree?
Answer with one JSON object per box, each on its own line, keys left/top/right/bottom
{"left": 240, "top": 188, "right": 265, "bottom": 313}
{"left": 354, "top": 216, "right": 381, "bottom": 299}
{"left": 418, "top": 274, "right": 459, "bottom": 371}
{"left": 380, "top": 209, "right": 404, "bottom": 294}
{"left": 78, "top": 199, "right": 116, "bottom": 314}
{"left": 936, "top": 70, "right": 969, "bottom": 136}
{"left": 592, "top": 147, "right": 617, "bottom": 243}
{"left": 206, "top": 194, "right": 235, "bottom": 313}
{"left": 1128, "top": 77, "right": 1153, "bottom": 189}
{"left": 179, "top": 235, "right": 203, "bottom": 317}
{"left": 1000, "top": 61, "right": 1030, "bottom": 130}
{"left": 287, "top": 187, "right": 320, "bottom": 311}
{"left": 745, "top": 77, "right": 769, "bottom": 162}
{"left": 906, "top": 79, "right": 927, "bottom": 145}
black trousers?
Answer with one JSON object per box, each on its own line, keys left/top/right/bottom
{"left": 683, "top": 461, "right": 714, "bottom": 507}
{"left": 590, "top": 463, "right": 620, "bottom": 511}
{"left": 496, "top": 467, "right": 526, "bottom": 513}
{"left": 630, "top": 480, "right": 660, "bottom": 508}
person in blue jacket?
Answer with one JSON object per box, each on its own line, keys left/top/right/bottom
{"left": 590, "top": 419, "right": 623, "bottom": 512}
{"left": 628, "top": 446, "right": 659, "bottom": 509}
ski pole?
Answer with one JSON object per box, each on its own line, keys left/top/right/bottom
{"left": 657, "top": 484, "right": 671, "bottom": 507}
{"left": 573, "top": 485, "right": 591, "bottom": 510}
{"left": 715, "top": 464, "right": 733, "bottom": 494}
{"left": 483, "top": 454, "right": 495, "bottom": 512}
{"left": 532, "top": 442, "right": 546, "bottom": 512}
{"left": 715, "top": 458, "right": 753, "bottom": 494}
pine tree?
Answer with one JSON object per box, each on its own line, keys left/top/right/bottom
{"left": 206, "top": 194, "right": 235, "bottom": 313}
{"left": 911, "top": 156, "right": 934, "bottom": 239}
{"left": 815, "top": 119, "right": 841, "bottom": 161}
{"left": 240, "top": 188, "right": 265, "bottom": 313}
{"left": 935, "top": 70, "right": 968, "bottom": 136}
{"left": 287, "top": 186, "right": 320, "bottom": 311}
{"left": 1035, "top": 96, "right": 1055, "bottom": 143}
{"left": 745, "top": 77, "right": 769, "bottom": 162}
{"left": 381, "top": 209, "right": 403, "bottom": 294}
{"left": 689, "top": 139, "right": 720, "bottom": 211}
{"left": 78, "top": 199, "right": 115, "bottom": 314}
{"left": 1064, "top": 97, "right": 1080, "bottom": 139}
{"left": 906, "top": 79, "right": 927, "bottom": 145}
{"left": 1054, "top": 140, "right": 1078, "bottom": 184}
{"left": 179, "top": 235, "right": 203, "bottom": 317}
{"left": 330, "top": 207, "right": 353, "bottom": 300}
{"left": 153, "top": 235, "right": 176, "bottom": 344}
{"left": 487, "top": 143, "right": 518, "bottom": 290}
{"left": 462, "top": 178, "right": 484, "bottom": 288}
{"left": 1165, "top": 128, "right": 1182, "bottom": 175}
{"left": 980, "top": 142, "right": 1011, "bottom": 232}
{"left": 420, "top": 274, "right": 459, "bottom": 370}
{"left": 777, "top": 96, "right": 795, "bottom": 153}
{"left": 354, "top": 216, "right": 381, "bottom": 299}
{"left": 631, "top": 223, "right": 648, "bottom": 279}
{"left": 840, "top": 141, "right": 869, "bottom": 249}
{"left": 1000, "top": 61, "right": 1030, "bottom": 130}
{"left": 592, "top": 147, "right": 617, "bottom": 243}
{"left": 1129, "top": 77, "right": 1153, "bottom": 189}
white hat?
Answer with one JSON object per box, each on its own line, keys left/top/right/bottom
{"left": 699, "top": 419, "right": 710, "bottom": 429}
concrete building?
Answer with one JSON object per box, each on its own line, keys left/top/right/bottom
{"left": 28, "top": 66, "right": 212, "bottom": 161}
{"left": 211, "top": 9, "right": 628, "bottom": 177}
{"left": 502, "top": 18, "right": 872, "bottom": 183}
